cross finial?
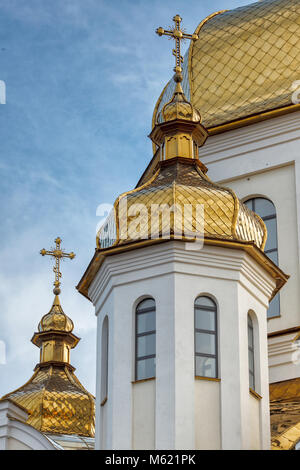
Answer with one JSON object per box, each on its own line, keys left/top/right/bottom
{"left": 156, "top": 15, "right": 198, "bottom": 82}
{"left": 40, "top": 237, "right": 75, "bottom": 295}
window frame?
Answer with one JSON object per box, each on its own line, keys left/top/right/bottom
{"left": 194, "top": 296, "right": 218, "bottom": 379}
{"left": 244, "top": 197, "right": 280, "bottom": 318}
{"left": 248, "top": 314, "right": 255, "bottom": 391}
{"left": 135, "top": 298, "right": 156, "bottom": 381}
{"left": 100, "top": 316, "right": 109, "bottom": 405}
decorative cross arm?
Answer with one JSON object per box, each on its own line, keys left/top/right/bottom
{"left": 40, "top": 237, "right": 75, "bottom": 295}
{"left": 156, "top": 15, "right": 198, "bottom": 75}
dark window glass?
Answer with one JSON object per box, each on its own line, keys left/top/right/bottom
{"left": 195, "top": 356, "right": 216, "bottom": 378}
{"left": 195, "top": 309, "right": 215, "bottom": 331}
{"left": 101, "top": 316, "right": 109, "bottom": 404}
{"left": 244, "top": 197, "right": 280, "bottom": 318}
{"left": 264, "top": 218, "right": 277, "bottom": 252}
{"left": 136, "top": 357, "right": 156, "bottom": 381}
{"left": 253, "top": 198, "right": 275, "bottom": 217}
{"left": 137, "top": 333, "right": 156, "bottom": 358}
{"left": 135, "top": 299, "right": 156, "bottom": 381}
{"left": 268, "top": 295, "right": 280, "bottom": 318}
{"left": 195, "top": 332, "right": 216, "bottom": 355}
{"left": 194, "top": 296, "right": 218, "bottom": 379}
{"left": 248, "top": 315, "right": 255, "bottom": 391}
{"left": 137, "top": 312, "right": 156, "bottom": 334}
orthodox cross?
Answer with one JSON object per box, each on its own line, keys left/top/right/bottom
{"left": 156, "top": 15, "right": 198, "bottom": 76}
{"left": 40, "top": 237, "right": 75, "bottom": 295}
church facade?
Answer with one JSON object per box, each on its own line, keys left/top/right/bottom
{"left": 78, "top": 0, "right": 299, "bottom": 450}
{"left": 3, "top": 0, "right": 300, "bottom": 451}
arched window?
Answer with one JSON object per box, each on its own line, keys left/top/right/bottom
{"left": 101, "top": 316, "right": 109, "bottom": 405}
{"left": 244, "top": 197, "right": 279, "bottom": 318}
{"left": 135, "top": 298, "right": 156, "bottom": 381}
{"left": 248, "top": 314, "right": 255, "bottom": 390}
{"left": 194, "top": 296, "right": 218, "bottom": 379}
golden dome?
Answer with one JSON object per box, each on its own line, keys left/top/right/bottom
{"left": 38, "top": 295, "right": 74, "bottom": 333}
{"left": 157, "top": 80, "right": 201, "bottom": 124}
{"left": 1, "top": 245, "right": 95, "bottom": 439}
{"left": 270, "top": 377, "right": 300, "bottom": 450}
{"left": 97, "top": 158, "right": 266, "bottom": 250}
{"left": 1, "top": 365, "right": 95, "bottom": 437}
{"left": 153, "top": 0, "right": 300, "bottom": 133}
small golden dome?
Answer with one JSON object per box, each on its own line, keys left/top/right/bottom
{"left": 157, "top": 80, "right": 201, "bottom": 124}
{"left": 38, "top": 295, "right": 74, "bottom": 333}
{"left": 1, "top": 365, "right": 95, "bottom": 437}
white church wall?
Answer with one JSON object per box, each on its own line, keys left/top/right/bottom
{"left": 199, "top": 112, "right": 300, "bottom": 336}
{"left": 225, "top": 164, "right": 298, "bottom": 334}
{"left": 236, "top": 285, "right": 270, "bottom": 450}
{"left": 248, "top": 393, "right": 260, "bottom": 450}
{"left": 195, "top": 379, "right": 221, "bottom": 449}
{"left": 89, "top": 242, "right": 274, "bottom": 450}
{"left": 199, "top": 112, "right": 300, "bottom": 386}
{"left": 7, "top": 437, "right": 32, "bottom": 450}
{"left": 95, "top": 292, "right": 114, "bottom": 450}
{"left": 0, "top": 400, "right": 57, "bottom": 450}
{"left": 132, "top": 380, "right": 155, "bottom": 449}
{"left": 268, "top": 332, "right": 300, "bottom": 383}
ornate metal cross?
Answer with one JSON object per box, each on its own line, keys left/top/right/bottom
{"left": 40, "top": 237, "right": 75, "bottom": 294}
{"left": 156, "top": 15, "right": 198, "bottom": 75}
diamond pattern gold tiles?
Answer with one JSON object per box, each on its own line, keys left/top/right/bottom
{"left": 270, "top": 377, "right": 300, "bottom": 450}
{"left": 1, "top": 365, "right": 95, "bottom": 437}
{"left": 153, "top": 0, "right": 300, "bottom": 129}
{"left": 108, "top": 159, "right": 266, "bottom": 249}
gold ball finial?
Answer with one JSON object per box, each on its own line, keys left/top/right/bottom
{"left": 174, "top": 66, "right": 183, "bottom": 83}
{"left": 156, "top": 27, "right": 165, "bottom": 36}
{"left": 173, "top": 14, "right": 182, "bottom": 23}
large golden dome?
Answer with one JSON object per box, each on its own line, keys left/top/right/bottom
{"left": 153, "top": 0, "right": 300, "bottom": 133}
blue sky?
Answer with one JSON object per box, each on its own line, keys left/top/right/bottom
{"left": 0, "top": 0, "right": 255, "bottom": 397}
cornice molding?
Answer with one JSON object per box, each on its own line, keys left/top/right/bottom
{"left": 89, "top": 242, "right": 276, "bottom": 311}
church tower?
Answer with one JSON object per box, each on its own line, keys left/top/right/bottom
{"left": 1, "top": 238, "right": 95, "bottom": 450}
{"left": 77, "top": 14, "right": 288, "bottom": 450}
{"left": 148, "top": 0, "right": 300, "bottom": 449}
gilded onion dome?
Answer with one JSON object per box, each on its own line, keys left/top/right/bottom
{"left": 38, "top": 295, "right": 74, "bottom": 333}
{"left": 77, "top": 14, "right": 288, "bottom": 304}
{"left": 97, "top": 157, "right": 267, "bottom": 251}
{"left": 1, "top": 239, "right": 95, "bottom": 438}
{"left": 153, "top": 0, "right": 300, "bottom": 134}
{"left": 157, "top": 78, "right": 201, "bottom": 124}
{"left": 96, "top": 59, "right": 266, "bottom": 251}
